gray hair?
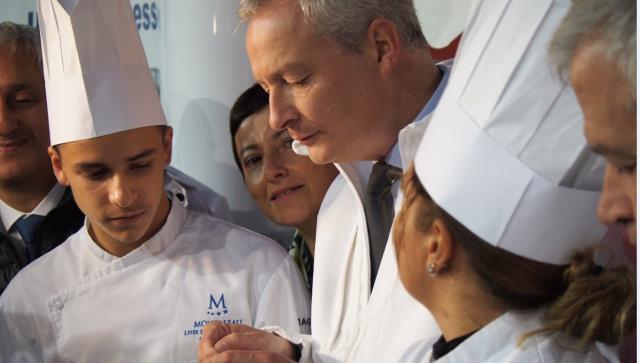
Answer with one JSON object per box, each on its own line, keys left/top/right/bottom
{"left": 0, "top": 22, "right": 43, "bottom": 75}
{"left": 550, "top": 0, "right": 636, "bottom": 99}
{"left": 238, "top": 0, "right": 428, "bottom": 52}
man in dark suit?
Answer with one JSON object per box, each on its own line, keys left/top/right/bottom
{"left": 0, "top": 22, "right": 84, "bottom": 293}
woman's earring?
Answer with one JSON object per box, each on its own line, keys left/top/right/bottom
{"left": 427, "top": 262, "right": 437, "bottom": 277}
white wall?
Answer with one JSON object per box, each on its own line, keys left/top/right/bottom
{"left": 159, "top": 0, "right": 293, "bottom": 243}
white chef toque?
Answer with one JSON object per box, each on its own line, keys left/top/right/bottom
{"left": 414, "top": 0, "right": 606, "bottom": 265}
{"left": 38, "top": 0, "right": 167, "bottom": 146}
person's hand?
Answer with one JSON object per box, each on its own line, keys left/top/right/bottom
{"left": 198, "top": 321, "right": 299, "bottom": 363}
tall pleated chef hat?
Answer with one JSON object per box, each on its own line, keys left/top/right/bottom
{"left": 414, "top": 0, "right": 606, "bottom": 265}
{"left": 37, "top": 0, "right": 167, "bottom": 146}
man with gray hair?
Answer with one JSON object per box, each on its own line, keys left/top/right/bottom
{"left": 200, "top": 0, "right": 450, "bottom": 362}
{"left": 550, "top": 3, "right": 636, "bottom": 361}
{"left": 0, "top": 21, "right": 84, "bottom": 293}
{"left": 550, "top": 0, "right": 636, "bottom": 249}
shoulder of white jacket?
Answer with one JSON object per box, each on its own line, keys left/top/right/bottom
{"left": 1, "top": 232, "right": 83, "bottom": 306}
{"left": 184, "top": 209, "right": 288, "bottom": 257}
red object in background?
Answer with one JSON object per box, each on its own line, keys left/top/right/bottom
{"left": 429, "top": 34, "right": 462, "bottom": 61}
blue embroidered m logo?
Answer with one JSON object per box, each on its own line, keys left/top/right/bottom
{"left": 209, "top": 294, "right": 227, "bottom": 310}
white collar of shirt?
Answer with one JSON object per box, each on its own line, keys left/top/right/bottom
{"left": 433, "top": 310, "right": 546, "bottom": 362}
{"left": 433, "top": 310, "right": 614, "bottom": 362}
{"left": 81, "top": 199, "right": 187, "bottom": 264}
{"left": 0, "top": 183, "right": 66, "bottom": 232}
{"left": 384, "top": 61, "right": 452, "bottom": 170}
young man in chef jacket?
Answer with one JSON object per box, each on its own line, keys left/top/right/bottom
{"left": 0, "top": 0, "right": 310, "bottom": 362}
{"left": 0, "top": 21, "right": 233, "bottom": 295}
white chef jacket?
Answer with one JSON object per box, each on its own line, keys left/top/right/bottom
{"left": 268, "top": 62, "right": 451, "bottom": 363}
{"left": 397, "top": 310, "right": 619, "bottom": 362}
{"left": 165, "top": 165, "right": 233, "bottom": 222}
{"left": 0, "top": 201, "right": 310, "bottom": 362}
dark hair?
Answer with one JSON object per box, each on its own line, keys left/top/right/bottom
{"left": 398, "top": 164, "right": 636, "bottom": 346}
{"left": 54, "top": 125, "right": 168, "bottom": 154}
{"left": 229, "top": 83, "right": 269, "bottom": 171}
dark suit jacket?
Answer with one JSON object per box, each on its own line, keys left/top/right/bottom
{"left": 0, "top": 187, "right": 84, "bottom": 293}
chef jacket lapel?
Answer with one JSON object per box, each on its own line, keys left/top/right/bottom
{"left": 312, "top": 161, "right": 371, "bottom": 354}
{"left": 46, "top": 202, "right": 187, "bottom": 361}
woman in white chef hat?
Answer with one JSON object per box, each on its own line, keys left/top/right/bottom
{"left": 392, "top": 0, "right": 635, "bottom": 361}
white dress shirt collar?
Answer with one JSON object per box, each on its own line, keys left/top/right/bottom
{"left": 0, "top": 183, "right": 66, "bottom": 233}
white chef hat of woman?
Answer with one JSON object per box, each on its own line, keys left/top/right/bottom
{"left": 414, "top": 0, "right": 607, "bottom": 265}
{"left": 38, "top": 0, "right": 167, "bottom": 146}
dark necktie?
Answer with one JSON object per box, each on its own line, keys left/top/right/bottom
{"left": 364, "top": 161, "right": 402, "bottom": 289}
{"left": 13, "top": 215, "right": 46, "bottom": 263}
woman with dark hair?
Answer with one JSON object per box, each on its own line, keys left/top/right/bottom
{"left": 392, "top": 0, "right": 635, "bottom": 361}
{"left": 395, "top": 165, "right": 634, "bottom": 361}
{"left": 230, "top": 84, "right": 338, "bottom": 293}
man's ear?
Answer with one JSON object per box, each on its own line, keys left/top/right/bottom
{"left": 424, "top": 218, "right": 455, "bottom": 274}
{"left": 162, "top": 126, "right": 174, "bottom": 166}
{"left": 48, "top": 146, "right": 69, "bottom": 186}
{"left": 365, "top": 17, "right": 401, "bottom": 75}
